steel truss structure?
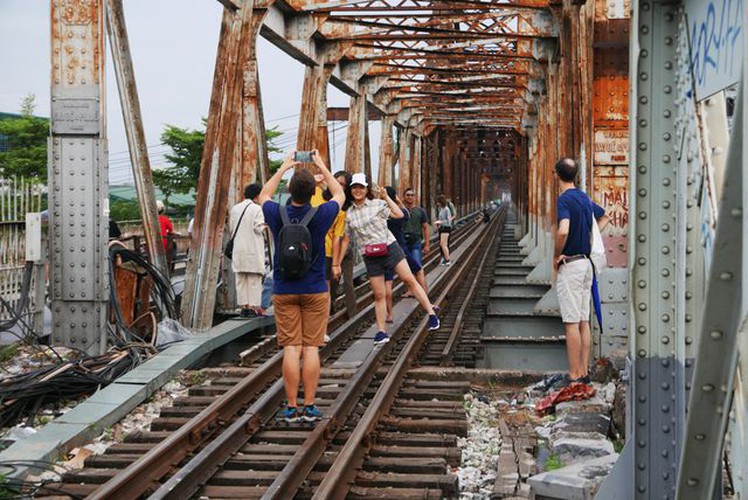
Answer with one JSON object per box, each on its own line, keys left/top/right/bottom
{"left": 45, "top": 0, "right": 746, "bottom": 497}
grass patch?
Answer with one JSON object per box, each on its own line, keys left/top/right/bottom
{"left": 544, "top": 453, "right": 564, "bottom": 471}
{"left": 613, "top": 439, "right": 625, "bottom": 453}
{"left": 0, "top": 344, "right": 20, "bottom": 364}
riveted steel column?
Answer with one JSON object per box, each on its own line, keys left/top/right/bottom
{"left": 411, "top": 134, "right": 421, "bottom": 198}
{"left": 298, "top": 64, "right": 333, "bottom": 167}
{"left": 631, "top": 0, "right": 682, "bottom": 496}
{"left": 218, "top": 8, "right": 269, "bottom": 314}
{"left": 345, "top": 89, "right": 368, "bottom": 175}
{"left": 106, "top": 0, "right": 167, "bottom": 276}
{"left": 398, "top": 126, "right": 412, "bottom": 190}
{"left": 378, "top": 115, "right": 395, "bottom": 187}
{"left": 677, "top": 83, "right": 744, "bottom": 499}
{"left": 49, "top": 0, "right": 108, "bottom": 354}
{"left": 182, "top": 1, "right": 266, "bottom": 331}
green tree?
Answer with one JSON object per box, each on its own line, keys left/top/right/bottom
{"left": 0, "top": 94, "right": 49, "bottom": 182}
{"left": 152, "top": 120, "right": 284, "bottom": 202}
{"left": 110, "top": 199, "right": 143, "bottom": 222}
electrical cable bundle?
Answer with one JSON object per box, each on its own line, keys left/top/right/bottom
{"left": 0, "top": 349, "right": 137, "bottom": 428}
{"left": 107, "top": 241, "right": 180, "bottom": 348}
{"left": 0, "top": 243, "right": 182, "bottom": 434}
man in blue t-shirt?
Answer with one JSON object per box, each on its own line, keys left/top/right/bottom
{"left": 259, "top": 150, "right": 344, "bottom": 423}
{"left": 553, "top": 158, "right": 609, "bottom": 387}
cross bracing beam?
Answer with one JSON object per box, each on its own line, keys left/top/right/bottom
{"left": 296, "top": 0, "right": 550, "bottom": 12}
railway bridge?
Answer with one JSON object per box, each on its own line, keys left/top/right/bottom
{"left": 0, "top": 0, "right": 745, "bottom": 498}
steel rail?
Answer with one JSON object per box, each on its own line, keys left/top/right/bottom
{"left": 440, "top": 208, "right": 507, "bottom": 365}
{"left": 147, "top": 218, "right": 491, "bottom": 500}
{"left": 87, "top": 285, "right": 393, "bottom": 499}
{"left": 312, "top": 213, "right": 504, "bottom": 500}
{"left": 261, "top": 215, "right": 503, "bottom": 500}
{"left": 88, "top": 215, "right": 479, "bottom": 500}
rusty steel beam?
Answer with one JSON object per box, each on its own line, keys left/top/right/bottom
{"left": 297, "top": 64, "right": 334, "bottom": 166}
{"left": 105, "top": 0, "right": 168, "bottom": 276}
{"left": 398, "top": 125, "right": 413, "bottom": 189}
{"left": 299, "top": 0, "right": 551, "bottom": 13}
{"left": 326, "top": 105, "right": 383, "bottom": 121}
{"left": 182, "top": 2, "right": 269, "bottom": 331}
{"left": 344, "top": 87, "right": 370, "bottom": 174}
{"left": 378, "top": 115, "right": 396, "bottom": 186}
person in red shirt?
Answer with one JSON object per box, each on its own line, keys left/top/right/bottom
{"left": 156, "top": 200, "right": 175, "bottom": 271}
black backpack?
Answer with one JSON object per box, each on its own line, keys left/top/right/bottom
{"left": 277, "top": 205, "right": 318, "bottom": 280}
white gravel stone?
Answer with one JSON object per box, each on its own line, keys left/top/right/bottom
{"left": 601, "top": 382, "right": 616, "bottom": 404}
{"left": 456, "top": 393, "right": 503, "bottom": 499}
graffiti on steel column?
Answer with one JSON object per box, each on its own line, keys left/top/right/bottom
{"left": 591, "top": 166, "right": 629, "bottom": 267}
{"left": 686, "top": 0, "right": 744, "bottom": 100}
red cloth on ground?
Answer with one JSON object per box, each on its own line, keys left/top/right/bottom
{"left": 535, "top": 382, "right": 596, "bottom": 416}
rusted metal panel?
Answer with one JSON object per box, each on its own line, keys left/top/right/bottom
{"left": 106, "top": 0, "right": 168, "bottom": 276}
{"left": 593, "top": 0, "right": 630, "bottom": 47}
{"left": 593, "top": 49, "right": 629, "bottom": 125}
{"left": 593, "top": 166, "right": 628, "bottom": 267}
{"left": 593, "top": 129, "right": 629, "bottom": 165}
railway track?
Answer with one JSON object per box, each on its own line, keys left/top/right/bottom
{"left": 36, "top": 210, "right": 502, "bottom": 499}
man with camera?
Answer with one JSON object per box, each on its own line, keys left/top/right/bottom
{"left": 259, "top": 149, "right": 344, "bottom": 423}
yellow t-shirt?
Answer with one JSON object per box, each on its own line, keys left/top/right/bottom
{"left": 325, "top": 210, "right": 346, "bottom": 257}
{"left": 311, "top": 187, "right": 325, "bottom": 207}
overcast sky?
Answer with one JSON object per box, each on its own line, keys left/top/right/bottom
{"left": 0, "top": 1, "right": 380, "bottom": 184}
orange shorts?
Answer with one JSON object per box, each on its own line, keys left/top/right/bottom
{"left": 272, "top": 292, "right": 330, "bottom": 347}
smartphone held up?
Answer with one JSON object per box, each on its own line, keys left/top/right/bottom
{"left": 294, "top": 151, "right": 315, "bottom": 163}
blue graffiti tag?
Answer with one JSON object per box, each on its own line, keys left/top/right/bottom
{"left": 689, "top": 0, "right": 744, "bottom": 97}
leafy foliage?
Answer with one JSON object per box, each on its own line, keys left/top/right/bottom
{"left": 110, "top": 199, "right": 143, "bottom": 222}
{"left": 0, "top": 94, "right": 49, "bottom": 182}
{"left": 152, "top": 120, "right": 284, "bottom": 203}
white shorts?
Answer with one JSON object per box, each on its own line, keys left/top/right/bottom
{"left": 236, "top": 272, "right": 263, "bottom": 307}
{"left": 556, "top": 259, "right": 593, "bottom": 323}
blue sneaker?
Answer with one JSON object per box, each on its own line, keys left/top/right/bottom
{"left": 302, "top": 404, "right": 324, "bottom": 422}
{"left": 276, "top": 406, "right": 301, "bottom": 423}
{"left": 373, "top": 331, "right": 390, "bottom": 345}
{"left": 428, "top": 314, "right": 440, "bottom": 331}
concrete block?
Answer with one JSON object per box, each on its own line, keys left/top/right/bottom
{"left": 86, "top": 382, "right": 146, "bottom": 406}
{"left": 551, "top": 436, "right": 614, "bottom": 462}
{"left": 528, "top": 453, "right": 618, "bottom": 500}
{"left": 0, "top": 422, "right": 89, "bottom": 469}
{"left": 556, "top": 400, "right": 612, "bottom": 417}
{"left": 57, "top": 385, "right": 145, "bottom": 427}
{"left": 552, "top": 412, "right": 611, "bottom": 436}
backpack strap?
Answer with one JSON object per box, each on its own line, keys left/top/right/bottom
{"left": 280, "top": 205, "right": 291, "bottom": 226}
{"left": 299, "top": 206, "right": 318, "bottom": 226}
{"left": 280, "top": 205, "right": 318, "bottom": 227}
